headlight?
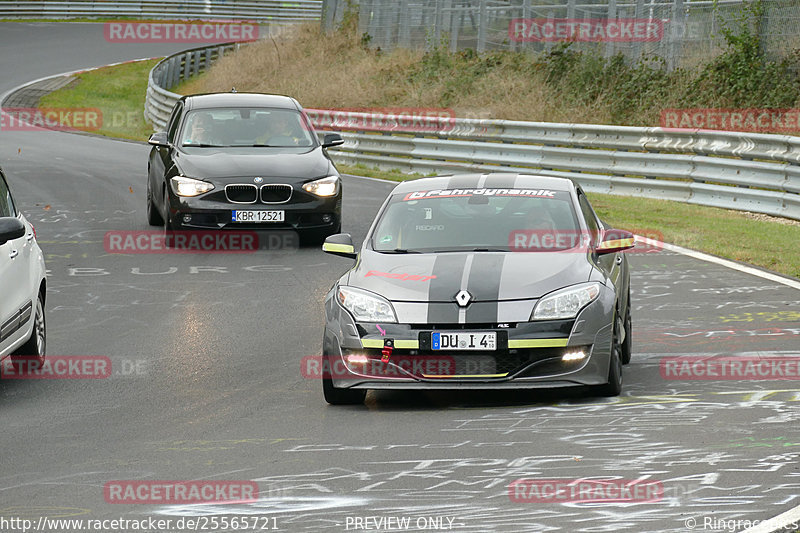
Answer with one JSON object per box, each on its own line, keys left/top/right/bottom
{"left": 303, "top": 176, "right": 339, "bottom": 197}
{"left": 170, "top": 176, "right": 214, "bottom": 197}
{"left": 337, "top": 286, "right": 397, "bottom": 323}
{"left": 532, "top": 282, "right": 602, "bottom": 320}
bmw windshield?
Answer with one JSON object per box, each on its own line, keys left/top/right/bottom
{"left": 371, "top": 188, "right": 583, "bottom": 253}
{"left": 180, "top": 107, "right": 317, "bottom": 148}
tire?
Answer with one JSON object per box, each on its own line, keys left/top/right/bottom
{"left": 620, "top": 302, "right": 632, "bottom": 365}
{"left": 11, "top": 290, "right": 46, "bottom": 364}
{"left": 595, "top": 320, "right": 623, "bottom": 397}
{"left": 163, "top": 187, "right": 179, "bottom": 231}
{"left": 162, "top": 187, "right": 181, "bottom": 248}
{"left": 322, "top": 353, "right": 366, "bottom": 405}
{"left": 146, "top": 179, "right": 164, "bottom": 226}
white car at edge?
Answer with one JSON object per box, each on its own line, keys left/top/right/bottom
{"left": 0, "top": 166, "right": 46, "bottom": 365}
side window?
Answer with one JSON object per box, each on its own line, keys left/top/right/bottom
{"left": 166, "top": 102, "right": 184, "bottom": 143}
{"left": 0, "top": 173, "right": 14, "bottom": 218}
{"left": 577, "top": 192, "right": 600, "bottom": 246}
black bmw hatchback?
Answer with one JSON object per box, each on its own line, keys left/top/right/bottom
{"left": 147, "top": 93, "right": 344, "bottom": 241}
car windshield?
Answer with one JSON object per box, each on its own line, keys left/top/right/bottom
{"left": 180, "top": 107, "right": 316, "bottom": 148}
{"left": 371, "top": 188, "right": 582, "bottom": 253}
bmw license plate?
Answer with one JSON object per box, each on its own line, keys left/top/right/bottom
{"left": 432, "top": 332, "right": 496, "bottom": 351}
{"left": 232, "top": 210, "right": 284, "bottom": 222}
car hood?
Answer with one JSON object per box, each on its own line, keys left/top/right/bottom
{"left": 174, "top": 147, "right": 331, "bottom": 180}
{"left": 347, "top": 250, "right": 594, "bottom": 302}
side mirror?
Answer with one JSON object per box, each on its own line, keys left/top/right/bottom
{"left": 321, "top": 133, "right": 344, "bottom": 148}
{"left": 322, "top": 233, "right": 357, "bottom": 259}
{"left": 596, "top": 229, "right": 635, "bottom": 255}
{"left": 148, "top": 132, "right": 169, "bottom": 147}
{"left": 0, "top": 217, "right": 25, "bottom": 246}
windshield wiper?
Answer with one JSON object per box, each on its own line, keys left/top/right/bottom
{"left": 378, "top": 248, "right": 422, "bottom": 254}
{"left": 431, "top": 247, "right": 509, "bottom": 253}
{"left": 184, "top": 143, "right": 224, "bottom": 148}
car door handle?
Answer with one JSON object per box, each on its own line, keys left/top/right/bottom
{"left": 9, "top": 249, "right": 19, "bottom": 259}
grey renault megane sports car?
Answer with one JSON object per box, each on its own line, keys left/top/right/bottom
{"left": 321, "top": 173, "right": 634, "bottom": 404}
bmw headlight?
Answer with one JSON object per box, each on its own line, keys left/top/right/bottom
{"left": 532, "top": 282, "right": 602, "bottom": 320}
{"left": 338, "top": 286, "right": 397, "bottom": 323}
{"left": 170, "top": 176, "right": 214, "bottom": 197}
{"left": 303, "top": 176, "right": 339, "bottom": 197}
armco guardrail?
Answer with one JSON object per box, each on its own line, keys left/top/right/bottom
{"left": 145, "top": 42, "right": 240, "bottom": 129}
{"left": 146, "top": 44, "right": 800, "bottom": 221}
{"left": 0, "top": 0, "right": 322, "bottom": 22}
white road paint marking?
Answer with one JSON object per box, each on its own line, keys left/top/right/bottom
{"left": 741, "top": 502, "right": 800, "bottom": 533}
{"left": 635, "top": 235, "right": 800, "bottom": 291}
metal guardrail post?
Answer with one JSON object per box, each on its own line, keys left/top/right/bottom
{"left": 450, "top": 5, "right": 461, "bottom": 52}
{"left": 605, "top": 0, "right": 617, "bottom": 58}
{"left": 399, "top": 2, "right": 411, "bottom": 48}
{"left": 433, "top": 0, "right": 442, "bottom": 46}
{"left": 477, "top": 0, "right": 487, "bottom": 53}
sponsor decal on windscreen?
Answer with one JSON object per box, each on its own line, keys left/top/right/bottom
{"left": 402, "top": 189, "right": 559, "bottom": 201}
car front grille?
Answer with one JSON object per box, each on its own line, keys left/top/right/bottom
{"left": 225, "top": 184, "right": 258, "bottom": 204}
{"left": 260, "top": 184, "right": 293, "bottom": 203}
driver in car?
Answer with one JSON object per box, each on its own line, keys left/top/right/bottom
{"left": 257, "top": 113, "right": 300, "bottom": 146}
{"left": 184, "top": 114, "right": 217, "bottom": 145}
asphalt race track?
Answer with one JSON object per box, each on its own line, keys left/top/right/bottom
{"left": 1, "top": 22, "right": 799, "bottom": 533}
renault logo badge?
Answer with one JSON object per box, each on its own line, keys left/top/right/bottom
{"left": 455, "top": 290, "right": 472, "bottom": 307}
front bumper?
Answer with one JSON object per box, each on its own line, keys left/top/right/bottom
{"left": 167, "top": 189, "right": 341, "bottom": 232}
{"left": 323, "top": 293, "right": 615, "bottom": 390}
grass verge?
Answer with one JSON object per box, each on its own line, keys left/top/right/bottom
{"left": 37, "top": 59, "right": 159, "bottom": 141}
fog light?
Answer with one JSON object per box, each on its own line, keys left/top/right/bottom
{"left": 345, "top": 354, "right": 369, "bottom": 365}
{"left": 182, "top": 214, "right": 192, "bottom": 223}
{"left": 562, "top": 349, "right": 586, "bottom": 362}
{"left": 322, "top": 214, "right": 332, "bottom": 223}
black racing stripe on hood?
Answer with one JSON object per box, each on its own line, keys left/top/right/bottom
{"left": 426, "top": 254, "right": 467, "bottom": 323}
{"left": 446, "top": 174, "right": 482, "bottom": 190}
{"left": 466, "top": 254, "right": 505, "bottom": 323}
{"left": 490, "top": 174, "right": 520, "bottom": 188}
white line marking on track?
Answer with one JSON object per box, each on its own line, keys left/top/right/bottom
{"left": 635, "top": 235, "right": 800, "bottom": 291}
{"left": 741, "top": 503, "right": 800, "bottom": 533}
